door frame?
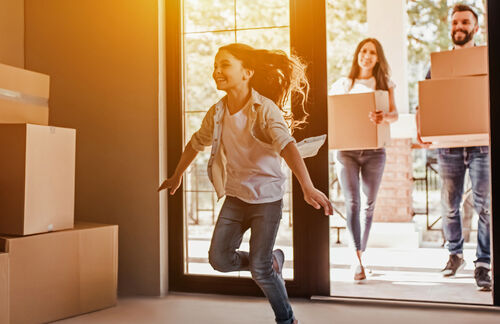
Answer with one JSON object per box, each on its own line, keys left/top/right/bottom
{"left": 487, "top": 0, "right": 500, "bottom": 307}
{"left": 165, "top": 0, "right": 328, "bottom": 297}
{"left": 166, "top": 0, "right": 500, "bottom": 305}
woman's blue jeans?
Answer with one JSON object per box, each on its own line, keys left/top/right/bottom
{"left": 336, "top": 148, "right": 386, "bottom": 252}
{"left": 437, "top": 146, "right": 491, "bottom": 264}
{"left": 208, "top": 196, "right": 294, "bottom": 324}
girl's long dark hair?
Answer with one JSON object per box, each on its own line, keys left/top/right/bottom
{"left": 218, "top": 43, "right": 310, "bottom": 132}
{"left": 347, "top": 38, "right": 391, "bottom": 91}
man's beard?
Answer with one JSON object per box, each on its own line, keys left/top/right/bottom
{"left": 452, "top": 28, "right": 475, "bottom": 46}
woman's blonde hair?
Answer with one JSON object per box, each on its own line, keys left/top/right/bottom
{"left": 218, "top": 43, "right": 310, "bottom": 132}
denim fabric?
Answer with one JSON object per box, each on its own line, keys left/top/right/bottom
{"left": 336, "top": 148, "right": 386, "bottom": 251}
{"left": 208, "top": 196, "right": 294, "bottom": 324}
{"left": 437, "top": 146, "right": 491, "bottom": 264}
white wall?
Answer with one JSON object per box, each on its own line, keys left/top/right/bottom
{"left": 367, "top": 0, "right": 409, "bottom": 113}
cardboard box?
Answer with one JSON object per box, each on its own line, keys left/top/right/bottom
{"left": 0, "top": 253, "right": 9, "bottom": 324}
{"left": 0, "top": 63, "right": 49, "bottom": 125}
{"left": 428, "top": 137, "right": 490, "bottom": 149}
{"left": 418, "top": 76, "right": 489, "bottom": 145}
{"left": 328, "top": 91, "right": 391, "bottom": 150}
{"left": 431, "top": 46, "right": 488, "bottom": 79}
{"left": 0, "top": 124, "right": 76, "bottom": 236}
{"left": 0, "top": 223, "right": 118, "bottom": 324}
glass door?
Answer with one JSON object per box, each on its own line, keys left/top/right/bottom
{"left": 182, "top": 0, "right": 294, "bottom": 280}
{"left": 326, "top": 0, "right": 493, "bottom": 305}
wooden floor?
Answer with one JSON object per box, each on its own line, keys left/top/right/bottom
{"left": 55, "top": 293, "right": 500, "bottom": 324}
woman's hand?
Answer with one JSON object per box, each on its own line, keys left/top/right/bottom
{"left": 303, "top": 186, "right": 334, "bottom": 216}
{"left": 158, "top": 174, "right": 183, "bottom": 195}
{"left": 368, "top": 110, "right": 385, "bottom": 124}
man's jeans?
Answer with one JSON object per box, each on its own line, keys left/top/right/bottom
{"left": 437, "top": 146, "right": 491, "bottom": 264}
{"left": 336, "top": 148, "right": 386, "bottom": 252}
{"left": 208, "top": 196, "right": 294, "bottom": 324}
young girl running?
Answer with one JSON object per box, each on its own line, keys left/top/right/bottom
{"left": 159, "top": 43, "right": 332, "bottom": 324}
{"left": 329, "top": 38, "right": 398, "bottom": 282}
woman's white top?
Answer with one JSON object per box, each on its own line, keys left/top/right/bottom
{"left": 328, "top": 76, "right": 395, "bottom": 95}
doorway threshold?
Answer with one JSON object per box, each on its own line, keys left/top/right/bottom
{"left": 311, "top": 295, "right": 500, "bottom": 312}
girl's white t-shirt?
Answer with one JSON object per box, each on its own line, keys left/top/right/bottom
{"left": 221, "top": 100, "right": 286, "bottom": 204}
{"left": 328, "top": 76, "right": 395, "bottom": 95}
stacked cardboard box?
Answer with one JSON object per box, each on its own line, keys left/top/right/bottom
{"left": 0, "top": 253, "right": 9, "bottom": 324}
{"left": 0, "top": 224, "right": 118, "bottom": 324}
{"left": 0, "top": 124, "right": 76, "bottom": 236}
{"left": 0, "top": 63, "right": 118, "bottom": 324}
{"left": 0, "top": 63, "right": 49, "bottom": 125}
{"left": 328, "top": 90, "right": 391, "bottom": 150}
{"left": 418, "top": 46, "right": 489, "bottom": 147}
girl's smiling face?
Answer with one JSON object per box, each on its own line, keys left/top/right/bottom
{"left": 357, "top": 41, "right": 378, "bottom": 72}
{"left": 213, "top": 49, "right": 253, "bottom": 91}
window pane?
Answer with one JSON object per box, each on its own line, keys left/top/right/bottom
{"left": 326, "top": 0, "right": 367, "bottom": 87}
{"left": 184, "top": 32, "right": 234, "bottom": 111}
{"left": 184, "top": 153, "right": 212, "bottom": 192}
{"left": 236, "top": 27, "right": 290, "bottom": 54}
{"left": 184, "top": 0, "right": 235, "bottom": 33}
{"left": 184, "top": 111, "right": 206, "bottom": 144}
{"left": 182, "top": 0, "right": 293, "bottom": 280}
{"left": 236, "top": 0, "right": 289, "bottom": 29}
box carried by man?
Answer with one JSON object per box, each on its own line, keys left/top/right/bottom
{"left": 419, "top": 75, "right": 489, "bottom": 144}
{"left": 418, "top": 45, "right": 489, "bottom": 147}
{"left": 430, "top": 46, "right": 488, "bottom": 79}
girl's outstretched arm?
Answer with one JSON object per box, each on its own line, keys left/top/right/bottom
{"left": 158, "top": 140, "right": 199, "bottom": 195}
{"left": 281, "top": 142, "right": 333, "bottom": 215}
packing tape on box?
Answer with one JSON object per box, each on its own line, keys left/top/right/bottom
{"left": 0, "top": 88, "right": 49, "bottom": 106}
